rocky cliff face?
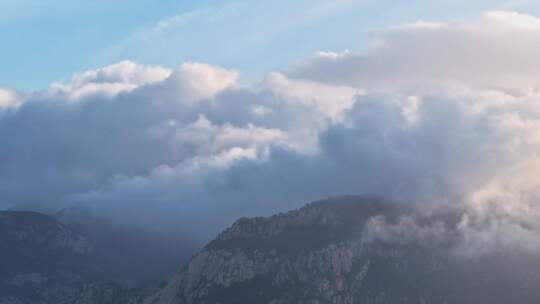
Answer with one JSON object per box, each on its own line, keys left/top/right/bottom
{"left": 145, "top": 196, "right": 540, "bottom": 304}
{"left": 68, "top": 282, "right": 146, "bottom": 304}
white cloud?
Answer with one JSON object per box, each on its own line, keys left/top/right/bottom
{"left": 153, "top": 114, "right": 287, "bottom": 159}
{"left": 0, "top": 88, "right": 21, "bottom": 108}
{"left": 482, "top": 10, "right": 540, "bottom": 29}
{"left": 290, "top": 11, "right": 540, "bottom": 93}
{"left": 167, "top": 62, "right": 239, "bottom": 103}
{"left": 50, "top": 60, "right": 172, "bottom": 100}
{"left": 262, "top": 72, "right": 362, "bottom": 120}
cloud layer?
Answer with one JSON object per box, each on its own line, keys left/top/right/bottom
{"left": 291, "top": 11, "right": 540, "bottom": 92}
{"left": 2, "top": 11, "right": 540, "bottom": 251}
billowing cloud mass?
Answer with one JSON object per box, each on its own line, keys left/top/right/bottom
{"left": 2, "top": 11, "right": 540, "bottom": 253}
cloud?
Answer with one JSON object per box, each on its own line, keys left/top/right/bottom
{"left": 289, "top": 11, "right": 540, "bottom": 93}
{"left": 3, "top": 11, "right": 540, "bottom": 253}
{"left": 0, "top": 61, "right": 241, "bottom": 212}
{"left": 261, "top": 73, "right": 362, "bottom": 120}
{"left": 65, "top": 87, "right": 540, "bottom": 247}
{"left": 167, "top": 62, "right": 239, "bottom": 103}
{"left": 0, "top": 88, "right": 21, "bottom": 108}
{"left": 50, "top": 60, "right": 172, "bottom": 100}
{"left": 363, "top": 214, "right": 455, "bottom": 247}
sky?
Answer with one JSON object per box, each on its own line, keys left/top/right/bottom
{"left": 3, "top": 1, "right": 540, "bottom": 254}
{"left": 1, "top": 0, "right": 538, "bottom": 90}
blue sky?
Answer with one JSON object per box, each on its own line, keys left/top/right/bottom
{"left": 1, "top": 0, "right": 537, "bottom": 90}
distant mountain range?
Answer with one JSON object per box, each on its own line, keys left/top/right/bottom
{"left": 0, "top": 207, "right": 191, "bottom": 304}
{"left": 2, "top": 196, "right": 540, "bottom": 304}
{"left": 0, "top": 210, "right": 134, "bottom": 304}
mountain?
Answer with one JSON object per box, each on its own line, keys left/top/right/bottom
{"left": 0, "top": 210, "right": 145, "bottom": 304}
{"left": 4, "top": 196, "right": 540, "bottom": 304}
{"left": 145, "top": 195, "right": 540, "bottom": 304}
{"left": 54, "top": 206, "right": 195, "bottom": 285}
{"left": 0, "top": 210, "right": 95, "bottom": 303}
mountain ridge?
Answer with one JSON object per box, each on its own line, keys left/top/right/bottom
{"left": 3, "top": 196, "right": 540, "bottom": 304}
{"left": 145, "top": 195, "right": 540, "bottom": 304}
